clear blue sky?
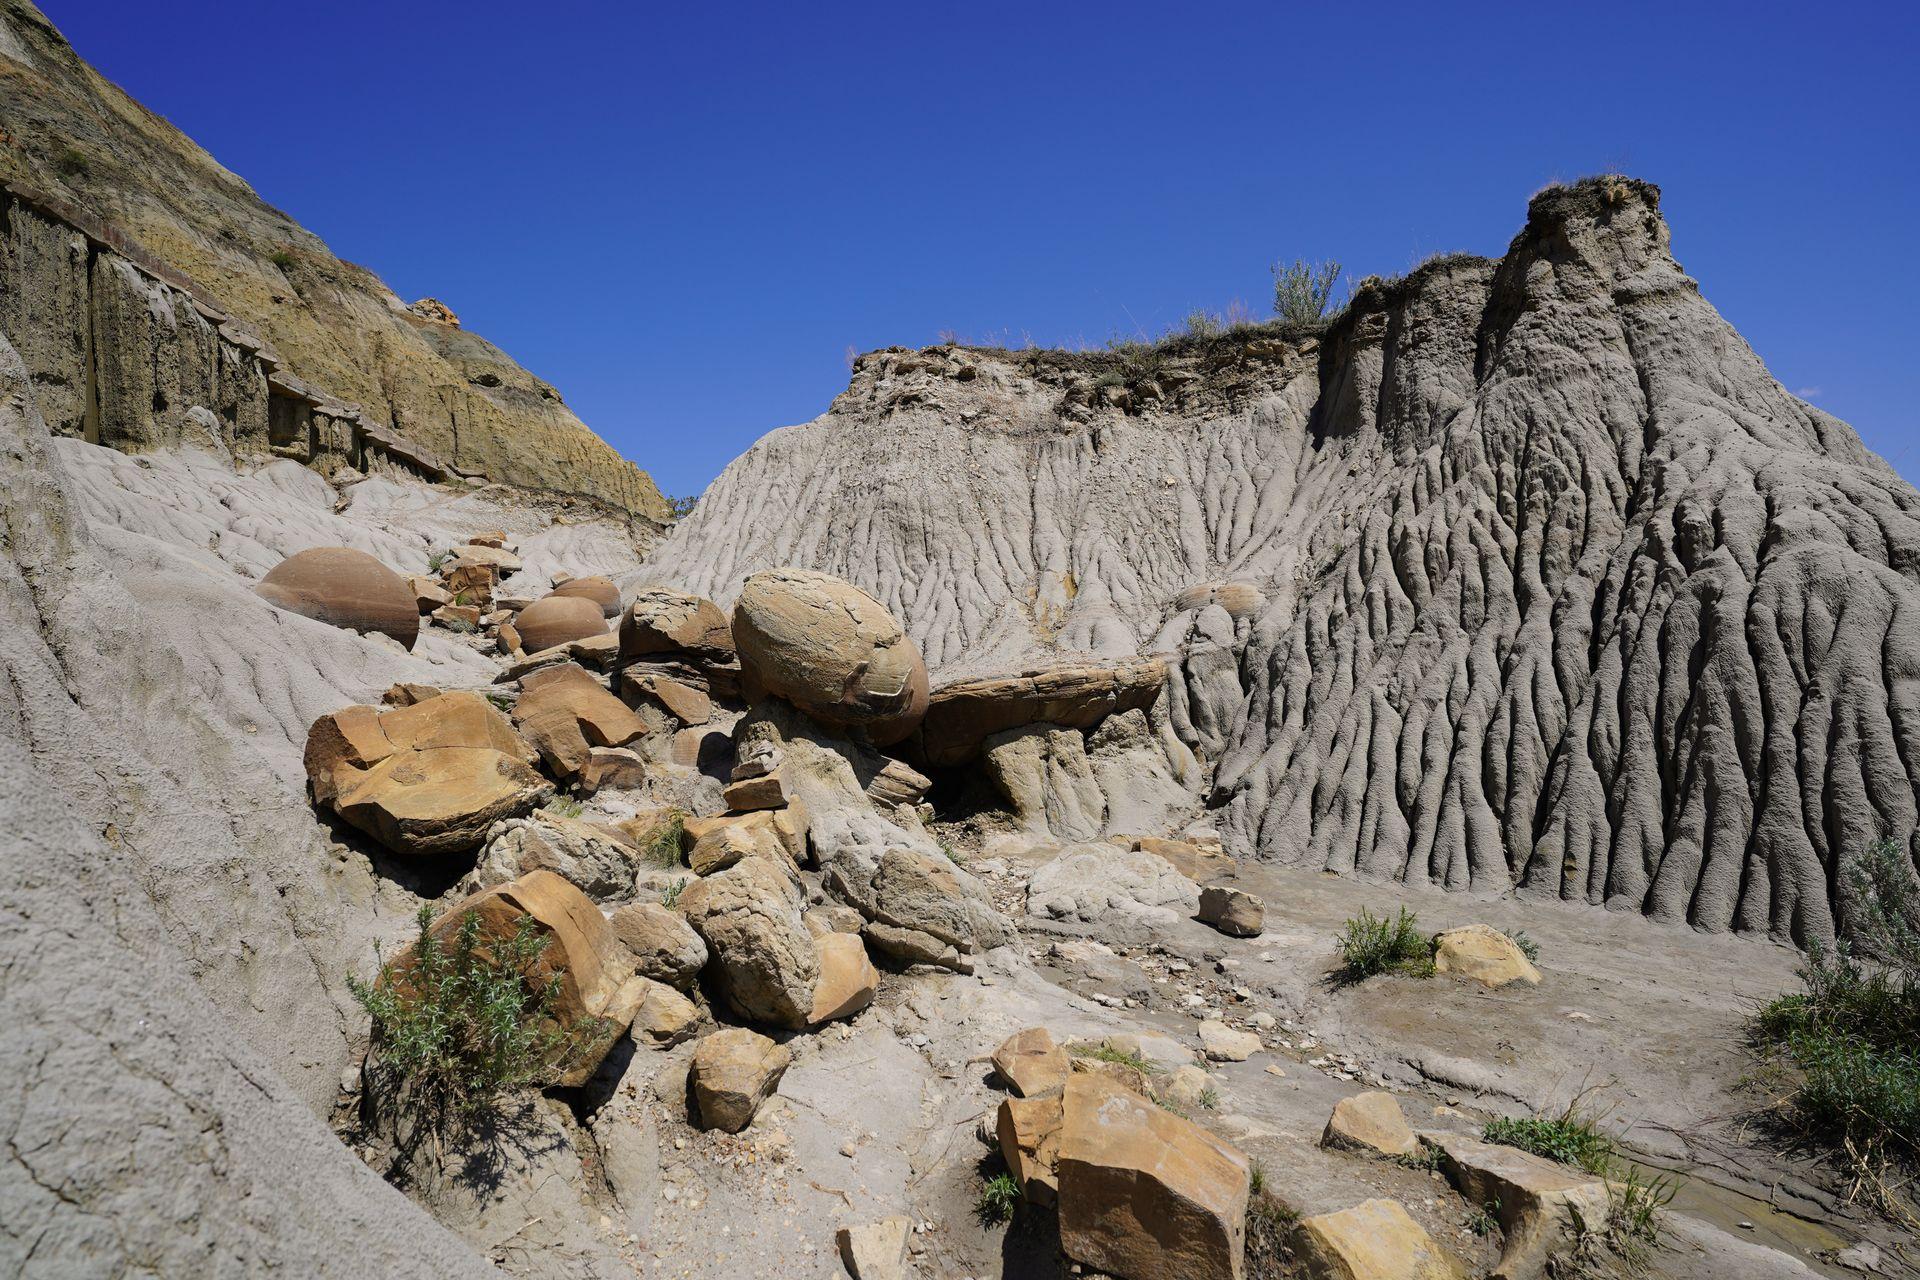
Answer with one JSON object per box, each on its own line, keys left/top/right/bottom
{"left": 46, "top": 0, "right": 1919, "bottom": 498}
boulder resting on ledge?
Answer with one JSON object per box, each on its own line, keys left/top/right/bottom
{"left": 911, "top": 656, "right": 1166, "bottom": 768}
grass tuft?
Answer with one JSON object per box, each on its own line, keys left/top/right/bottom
{"left": 974, "top": 1170, "right": 1020, "bottom": 1226}
{"left": 1069, "top": 1041, "right": 1163, "bottom": 1075}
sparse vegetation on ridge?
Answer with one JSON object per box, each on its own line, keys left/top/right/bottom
{"left": 1271, "top": 258, "right": 1343, "bottom": 328}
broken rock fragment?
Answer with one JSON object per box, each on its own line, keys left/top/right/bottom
{"left": 1056, "top": 1072, "right": 1250, "bottom": 1280}
{"left": 690, "top": 1027, "right": 790, "bottom": 1132}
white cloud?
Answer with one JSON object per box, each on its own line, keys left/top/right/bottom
{"left": 1794, "top": 385, "right": 1823, "bottom": 400}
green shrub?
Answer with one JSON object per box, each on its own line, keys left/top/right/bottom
{"left": 1465, "top": 1199, "right": 1501, "bottom": 1238}
{"left": 1505, "top": 929, "right": 1541, "bottom": 963}
{"left": 269, "top": 248, "right": 296, "bottom": 271}
{"left": 427, "top": 550, "right": 450, "bottom": 572}
{"left": 346, "top": 904, "right": 598, "bottom": 1123}
{"left": 1482, "top": 1106, "right": 1615, "bottom": 1175}
{"left": 1249, "top": 1158, "right": 1267, "bottom": 1195}
{"left": 55, "top": 147, "right": 88, "bottom": 178}
{"left": 666, "top": 494, "right": 699, "bottom": 521}
{"left": 1271, "top": 258, "right": 1342, "bottom": 327}
{"left": 1751, "top": 839, "right": 1920, "bottom": 1204}
{"left": 544, "top": 796, "right": 584, "bottom": 819}
{"left": 1336, "top": 907, "right": 1433, "bottom": 979}
{"left": 974, "top": 1170, "right": 1021, "bottom": 1225}
{"left": 659, "top": 877, "right": 689, "bottom": 909}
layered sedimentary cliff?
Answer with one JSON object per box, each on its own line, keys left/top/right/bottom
{"left": 658, "top": 177, "right": 1920, "bottom": 948}
{"left": 0, "top": 0, "right": 667, "bottom": 517}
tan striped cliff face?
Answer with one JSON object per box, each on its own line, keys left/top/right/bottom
{"left": 0, "top": 1, "right": 668, "bottom": 520}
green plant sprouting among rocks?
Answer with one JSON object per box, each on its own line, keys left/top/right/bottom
{"left": 1750, "top": 838, "right": 1920, "bottom": 1217}
{"left": 1482, "top": 1104, "right": 1615, "bottom": 1175}
{"left": 1271, "top": 257, "right": 1342, "bottom": 327}
{"left": 544, "top": 796, "right": 585, "bottom": 819}
{"left": 659, "top": 877, "right": 689, "bottom": 909}
{"left": 643, "top": 810, "right": 687, "bottom": 868}
{"left": 1336, "top": 907, "right": 1434, "bottom": 979}
{"left": 974, "top": 1170, "right": 1021, "bottom": 1226}
{"left": 346, "top": 904, "right": 597, "bottom": 1125}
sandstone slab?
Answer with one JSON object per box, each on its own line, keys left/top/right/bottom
{"left": 808, "top": 930, "right": 878, "bottom": 1025}
{"left": 1295, "top": 1198, "right": 1464, "bottom": 1280}
{"left": 992, "top": 1026, "right": 1069, "bottom": 1099}
{"left": 1432, "top": 925, "right": 1541, "bottom": 988}
{"left": 916, "top": 657, "right": 1165, "bottom": 767}
{"left": 1056, "top": 1073, "right": 1250, "bottom": 1280}
{"left": 1321, "top": 1091, "right": 1417, "bottom": 1158}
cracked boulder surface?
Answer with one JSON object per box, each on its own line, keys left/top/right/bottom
{"left": 651, "top": 177, "right": 1920, "bottom": 947}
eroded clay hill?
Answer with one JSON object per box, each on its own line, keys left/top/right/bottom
{"left": 0, "top": 0, "right": 667, "bottom": 517}
{"left": 655, "top": 177, "right": 1920, "bottom": 948}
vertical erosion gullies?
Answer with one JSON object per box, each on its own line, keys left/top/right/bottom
{"left": 658, "top": 177, "right": 1920, "bottom": 947}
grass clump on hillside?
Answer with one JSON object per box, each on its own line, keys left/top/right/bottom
{"left": 1336, "top": 907, "right": 1434, "bottom": 979}
{"left": 347, "top": 904, "right": 599, "bottom": 1126}
{"left": 1751, "top": 838, "right": 1920, "bottom": 1217}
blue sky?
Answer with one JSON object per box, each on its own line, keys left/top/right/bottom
{"left": 46, "top": 0, "right": 1919, "bottom": 498}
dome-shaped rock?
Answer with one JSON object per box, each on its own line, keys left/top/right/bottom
{"left": 547, "top": 575, "right": 621, "bottom": 618}
{"left": 732, "top": 568, "right": 927, "bottom": 744}
{"left": 255, "top": 546, "right": 418, "bottom": 650}
{"left": 516, "top": 594, "right": 609, "bottom": 654}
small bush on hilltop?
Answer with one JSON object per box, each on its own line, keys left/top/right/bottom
{"left": 1336, "top": 907, "right": 1433, "bottom": 979}
{"left": 347, "top": 904, "right": 598, "bottom": 1124}
{"left": 1271, "top": 258, "right": 1343, "bottom": 327}
{"left": 1751, "top": 838, "right": 1920, "bottom": 1218}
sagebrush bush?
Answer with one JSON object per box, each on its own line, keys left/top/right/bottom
{"left": 1337, "top": 907, "right": 1432, "bottom": 978}
{"left": 347, "top": 904, "right": 597, "bottom": 1123}
{"left": 1271, "top": 258, "right": 1342, "bottom": 327}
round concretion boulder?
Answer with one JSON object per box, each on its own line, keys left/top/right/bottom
{"left": 547, "top": 575, "right": 621, "bottom": 618}
{"left": 515, "top": 594, "right": 610, "bottom": 654}
{"left": 255, "top": 546, "right": 419, "bottom": 650}
{"left": 731, "top": 568, "right": 928, "bottom": 745}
